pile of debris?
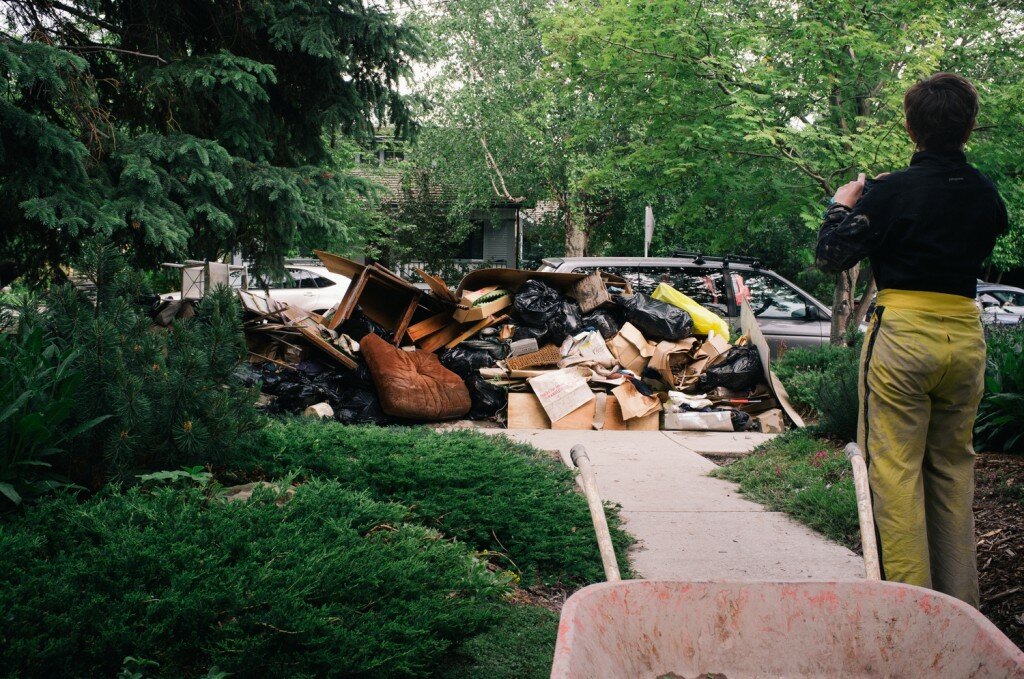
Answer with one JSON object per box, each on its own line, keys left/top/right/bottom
{"left": 222, "top": 251, "right": 799, "bottom": 432}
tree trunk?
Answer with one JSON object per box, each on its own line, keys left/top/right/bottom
{"left": 563, "top": 201, "right": 588, "bottom": 256}
{"left": 830, "top": 264, "right": 858, "bottom": 344}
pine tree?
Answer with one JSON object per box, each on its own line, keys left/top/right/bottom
{"left": 0, "top": 1, "right": 420, "bottom": 280}
{"left": 43, "top": 240, "right": 258, "bottom": 486}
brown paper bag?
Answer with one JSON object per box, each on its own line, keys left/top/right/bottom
{"left": 649, "top": 337, "right": 700, "bottom": 387}
{"left": 611, "top": 381, "right": 661, "bottom": 420}
{"left": 607, "top": 323, "right": 657, "bottom": 375}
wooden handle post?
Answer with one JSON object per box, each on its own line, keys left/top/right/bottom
{"left": 845, "top": 443, "right": 882, "bottom": 581}
{"left": 570, "top": 444, "right": 622, "bottom": 582}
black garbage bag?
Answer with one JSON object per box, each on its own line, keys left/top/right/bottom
{"left": 699, "top": 346, "right": 763, "bottom": 391}
{"left": 581, "top": 309, "right": 620, "bottom": 339}
{"left": 333, "top": 387, "right": 386, "bottom": 424}
{"left": 339, "top": 307, "right": 394, "bottom": 343}
{"left": 550, "top": 299, "right": 584, "bottom": 342}
{"left": 262, "top": 371, "right": 327, "bottom": 412}
{"left": 511, "top": 324, "right": 548, "bottom": 343}
{"left": 730, "top": 410, "right": 751, "bottom": 432}
{"left": 513, "top": 279, "right": 562, "bottom": 326}
{"left": 466, "top": 375, "right": 507, "bottom": 420}
{"left": 614, "top": 294, "right": 694, "bottom": 341}
{"left": 440, "top": 340, "right": 506, "bottom": 380}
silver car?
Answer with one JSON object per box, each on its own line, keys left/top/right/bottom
{"left": 538, "top": 255, "right": 833, "bottom": 355}
{"left": 977, "top": 283, "right": 1024, "bottom": 326}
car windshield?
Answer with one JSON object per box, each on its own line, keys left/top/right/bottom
{"left": 989, "top": 290, "right": 1024, "bottom": 307}
{"left": 732, "top": 272, "right": 810, "bottom": 319}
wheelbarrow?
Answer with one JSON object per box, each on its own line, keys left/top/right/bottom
{"left": 554, "top": 444, "right": 1024, "bottom": 678}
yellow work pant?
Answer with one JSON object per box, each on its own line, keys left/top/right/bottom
{"left": 858, "top": 289, "right": 985, "bottom": 607}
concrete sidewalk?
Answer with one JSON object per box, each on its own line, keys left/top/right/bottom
{"left": 487, "top": 429, "right": 863, "bottom": 581}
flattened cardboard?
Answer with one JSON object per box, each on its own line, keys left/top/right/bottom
{"left": 414, "top": 268, "right": 458, "bottom": 305}
{"left": 740, "top": 300, "right": 805, "bottom": 428}
{"left": 607, "top": 323, "right": 656, "bottom": 375}
{"left": 506, "top": 392, "right": 659, "bottom": 430}
{"left": 455, "top": 268, "right": 631, "bottom": 296}
{"left": 528, "top": 369, "right": 595, "bottom": 423}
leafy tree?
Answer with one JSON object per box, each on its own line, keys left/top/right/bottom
{"left": 544, "top": 0, "right": 1024, "bottom": 340}
{"left": 410, "top": 0, "right": 630, "bottom": 256}
{"left": 0, "top": 0, "right": 419, "bottom": 280}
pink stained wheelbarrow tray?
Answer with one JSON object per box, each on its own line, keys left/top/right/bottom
{"left": 553, "top": 445, "right": 1024, "bottom": 678}
{"left": 551, "top": 580, "right": 1024, "bottom": 678}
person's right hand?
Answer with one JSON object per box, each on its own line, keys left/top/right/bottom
{"left": 833, "top": 173, "right": 866, "bottom": 208}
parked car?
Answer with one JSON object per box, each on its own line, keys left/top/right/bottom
{"left": 977, "top": 283, "right": 1024, "bottom": 326}
{"left": 538, "top": 255, "right": 833, "bottom": 355}
{"left": 162, "top": 263, "right": 350, "bottom": 315}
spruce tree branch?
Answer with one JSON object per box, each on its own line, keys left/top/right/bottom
{"left": 63, "top": 43, "right": 167, "bottom": 64}
{"left": 41, "top": 0, "right": 119, "bottom": 33}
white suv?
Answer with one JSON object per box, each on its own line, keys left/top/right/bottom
{"left": 162, "top": 264, "right": 350, "bottom": 315}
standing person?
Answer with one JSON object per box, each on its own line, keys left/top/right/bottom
{"left": 815, "top": 73, "right": 1008, "bottom": 607}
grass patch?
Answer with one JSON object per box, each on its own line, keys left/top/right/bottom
{"left": 439, "top": 603, "right": 559, "bottom": 679}
{"left": 711, "top": 430, "right": 859, "bottom": 549}
{"left": 232, "top": 419, "right": 633, "bottom": 587}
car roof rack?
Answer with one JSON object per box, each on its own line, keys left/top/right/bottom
{"left": 670, "top": 251, "right": 762, "bottom": 268}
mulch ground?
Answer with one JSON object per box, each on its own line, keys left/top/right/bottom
{"left": 974, "top": 453, "right": 1024, "bottom": 650}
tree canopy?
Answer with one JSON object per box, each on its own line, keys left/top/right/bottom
{"left": 405, "top": 0, "right": 1024, "bottom": 313}
{"left": 1, "top": 0, "right": 419, "bottom": 281}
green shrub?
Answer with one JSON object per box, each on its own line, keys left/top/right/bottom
{"left": 39, "top": 241, "right": 259, "bottom": 486}
{"left": 0, "top": 480, "right": 509, "bottom": 678}
{"left": 775, "top": 343, "right": 856, "bottom": 414}
{"left": 0, "top": 327, "right": 108, "bottom": 506}
{"left": 775, "top": 340, "right": 861, "bottom": 442}
{"left": 975, "top": 324, "right": 1024, "bottom": 453}
{"left": 234, "top": 420, "right": 631, "bottom": 587}
{"left": 712, "top": 430, "right": 859, "bottom": 548}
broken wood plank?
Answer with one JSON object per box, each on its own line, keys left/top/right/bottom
{"left": 408, "top": 312, "right": 453, "bottom": 341}
{"left": 280, "top": 307, "right": 358, "bottom": 370}
{"left": 444, "top": 314, "right": 508, "bottom": 350}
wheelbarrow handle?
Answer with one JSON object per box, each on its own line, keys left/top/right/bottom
{"left": 570, "top": 444, "right": 622, "bottom": 582}
{"left": 845, "top": 443, "right": 882, "bottom": 581}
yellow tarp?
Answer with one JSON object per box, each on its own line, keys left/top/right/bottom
{"left": 651, "top": 283, "right": 730, "bottom": 338}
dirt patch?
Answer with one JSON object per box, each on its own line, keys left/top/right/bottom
{"left": 702, "top": 454, "right": 741, "bottom": 467}
{"left": 975, "top": 453, "right": 1023, "bottom": 650}
{"left": 505, "top": 584, "right": 570, "bottom": 612}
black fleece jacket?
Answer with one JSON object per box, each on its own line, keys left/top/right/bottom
{"left": 816, "top": 149, "right": 1008, "bottom": 299}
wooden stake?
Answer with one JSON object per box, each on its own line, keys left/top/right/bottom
{"left": 570, "top": 445, "right": 621, "bottom": 582}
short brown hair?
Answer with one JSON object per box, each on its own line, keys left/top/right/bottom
{"left": 903, "top": 73, "right": 979, "bottom": 150}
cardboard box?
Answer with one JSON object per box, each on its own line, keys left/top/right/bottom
{"left": 755, "top": 408, "right": 785, "bottom": 434}
{"left": 607, "top": 323, "right": 657, "bottom": 374}
{"left": 507, "top": 392, "right": 659, "bottom": 430}
{"left": 452, "top": 294, "right": 512, "bottom": 323}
